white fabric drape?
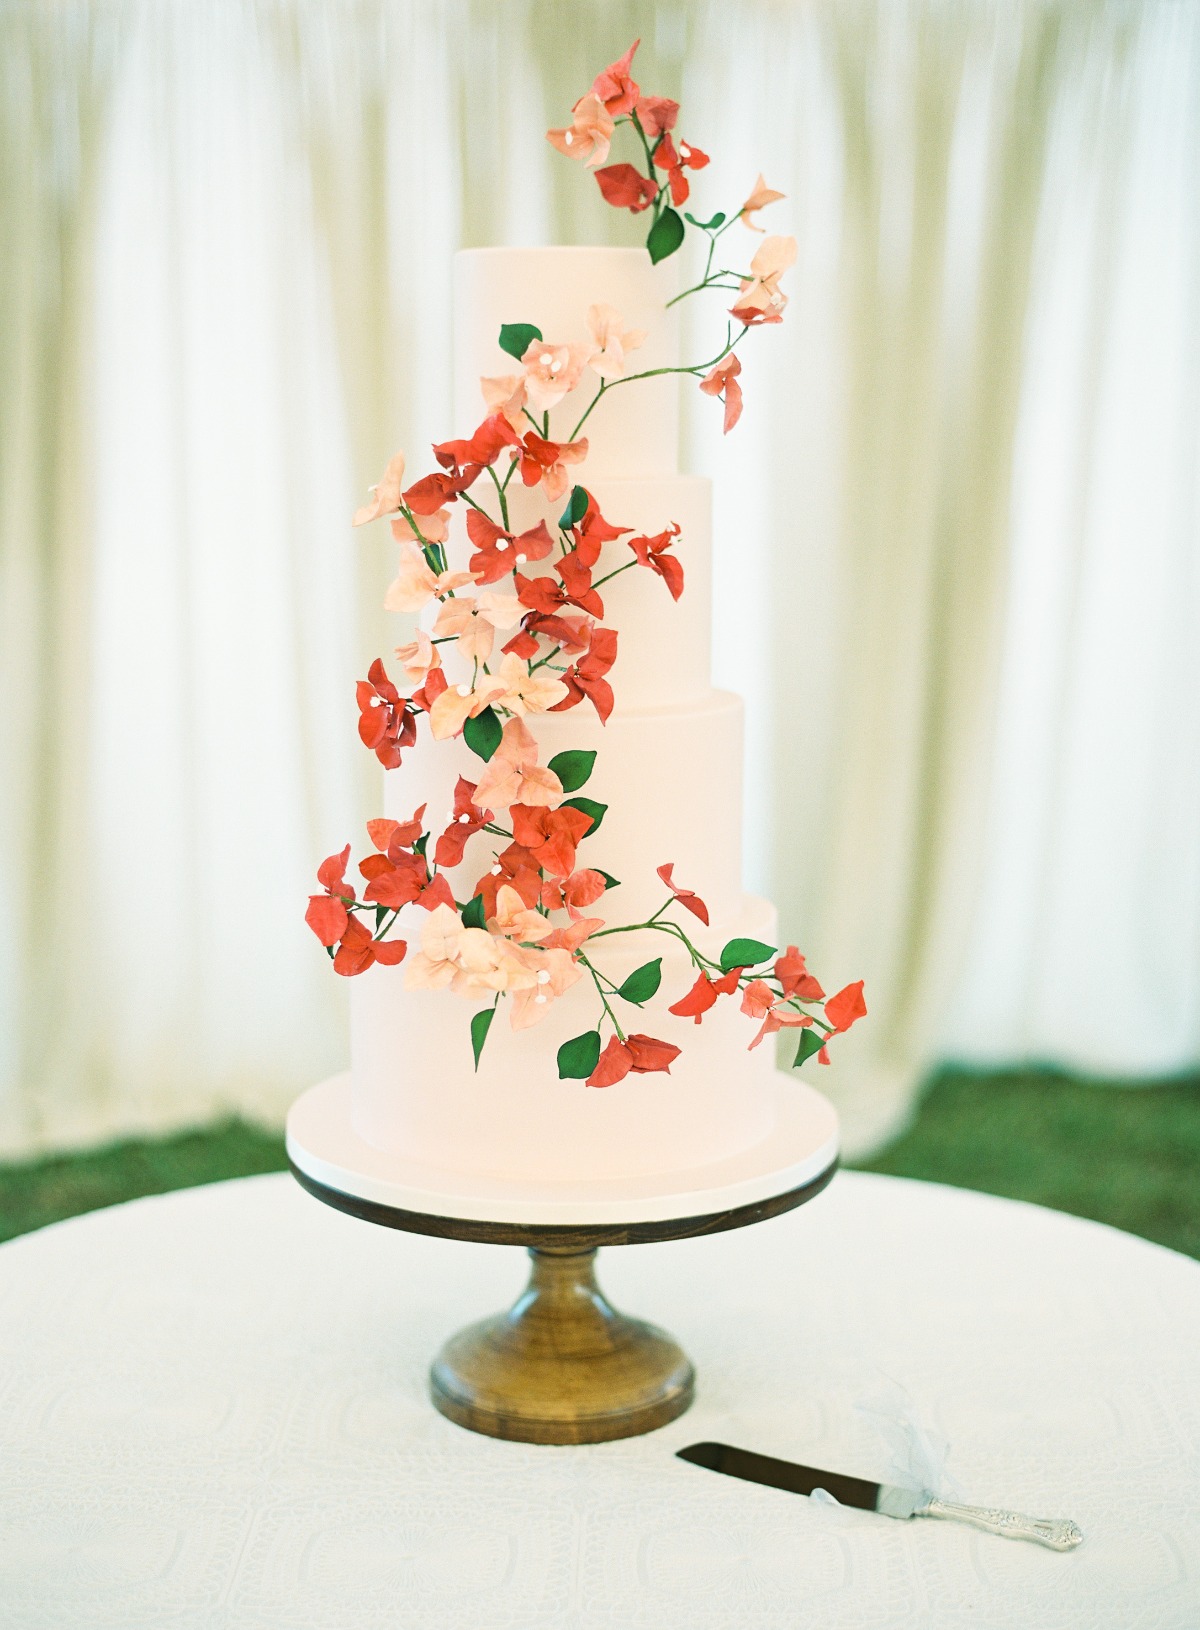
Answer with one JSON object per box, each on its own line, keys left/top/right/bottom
{"left": 2, "top": 0, "right": 1197, "bottom": 1159}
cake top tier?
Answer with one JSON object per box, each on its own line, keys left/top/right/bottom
{"left": 453, "top": 246, "right": 680, "bottom": 479}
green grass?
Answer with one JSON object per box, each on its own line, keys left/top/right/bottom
{"left": 0, "top": 1068, "right": 1197, "bottom": 1258}
{"left": 853, "top": 1066, "right": 1200, "bottom": 1259}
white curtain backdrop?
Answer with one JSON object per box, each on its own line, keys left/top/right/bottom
{"left": 2, "top": 0, "right": 1197, "bottom": 1159}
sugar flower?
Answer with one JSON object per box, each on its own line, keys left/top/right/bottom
{"left": 508, "top": 945, "right": 584, "bottom": 1029}
{"left": 594, "top": 164, "right": 658, "bottom": 214}
{"left": 587, "top": 304, "right": 647, "bottom": 380}
{"left": 383, "top": 543, "right": 475, "bottom": 614}
{"left": 546, "top": 92, "right": 615, "bottom": 169}
{"left": 480, "top": 373, "right": 528, "bottom": 432}
{"left": 491, "top": 651, "right": 570, "bottom": 716}
{"left": 515, "top": 432, "right": 589, "bottom": 503}
{"left": 521, "top": 340, "right": 594, "bottom": 413}
{"left": 404, "top": 904, "right": 471, "bottom": 991}
{"left": 391, "top": 506, "right": 450, "bottom": 546}
{"left": 353, "top": 450, "right": 406, "bottom": 526}
{"left": 591, "top": 39, "right": 641, "bottom": 116}
{"left": 739, "top": 173, "right": 786, "bottom": 232}
{"left": 699, "top": 353, "right": 743, "bottom": 434}
{"left": 731, "top": 234, "right": 797, "bottom": 327}
{"left": 634, "top": 96, "right": 678, "bottom": 139}
{"left": 472, "top": 716, "right": 564, "bottom": 810}
{"left": 488, "top": 883, "right": 554, "bottom": 943}
{"left": 427, "top": 674, "right": 506, "bottom": 741}
{"left": 394, "top": 630, "right": 441, "bottom": 684}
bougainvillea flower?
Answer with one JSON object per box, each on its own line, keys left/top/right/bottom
{"left": 366, "top": 805, "right": 426, "bottom": 856}
{"left": 362, "top": 847, "right": 454, "bottom": 914}
{"left": 305, "top": 843, "right": 354, "bottom": 946}
{"left": 587, "top": 304, "right": 647, "bottom": 380}
{"left": 551, "top": 625, "right": 618, "bottom": 722}
{"left": 510, "top": 802, "right": 596, "bottom": 877}
{"left": 383, "top": 543, "right": 475, "bottom": 615}
{"left": 546, "top": 91, "right": 616, "bottom": 168}
{"left": 332, "top": 915, "right": 407, "bottom": 976}
{"left": 634, "top": 95, "right": 678, "bottom": 139}
{"left": 352, "top": 450, "right": 406, "bottom": 526}
{"left": 594, "top": 164, "right": 659, "bottom": 214}
{"left": 667, "top": 970, "right": 718, "bottom": 1024}
{"left": 653, "top": 132, "right": 710, "bottom": 207}
{"left": 434, "top": 776, "right": 492, "bottom": 869}
{"left": 541, "top": 868, "right": 608, "bottom": 912}
{"left": 520, "top": 339, "right": 594, "bottom": 413}
{"left": 576, "top": 491, "right": 632, "bottom": 549}
{"left": 390, "top": 505, "right": 450, "bottom": 546}
{"left": 739, "top": 173, "right": 786, "bottom": 231}
{"left": 480, "top": 372, "right": 529, "bottom": 432}
{"left": 403, "top": 467, "right": 482, "bottom": 515}
{"left": 748, "top": 1002, "right": 811, "bottom": 1051}
{"left": 410, "top": 665, "right": 449, "bottom": 715}
{"left": 433, "top": 413, "right": 521, "bottom": 476}
{"left": 433, "top": 595, "right": 495, "bottom": 664}
{"left": 731, "top": 234, "right": 798, "bottom": 326}
{"left": 556, "top": 550, "right": 606, "bottom": 616}
{"left": 504, "top": 609, "right": 593, "bottom": 662}
{"left": 739, "top": 979, "right": 777, "bottom": 1020}
{"left": 540, "top": 916, "right": 604, "bottom": 952}
{"left": 773, "top": 944, "right": 825, "bottom": 1001}
{"left": 824, "top": 979, "right": 867, "bottom": 1033}
{"left": 628, "top": 523, "right": 684, "bottom": 600}
{"left": 488, "top": 882, "right": 555, "bottom": 942}
{"left": 591, "top": 38, "right": 641, "bottom": 115}
{"left": 471, "top": 841, "right": 543, "bottom": 919}
{"left": 472, "top": 716, "right": 564, "bottom": 810}
{"left": 656, "top": 862, "right": 710, "bottom": 925}
{"left": 466, "top": 509, "right": 555, "bottom": 584}
{"left": 427, "top": 674, "right": 506, "bottom": 740}
{"left": 587, "top": 1030, "right": 681, "bottom": 1086}
{"left": 491, "top": 651, "right": 570, "bottom": 717}
{"left": 509, "top": 945, "right": 584, "bottom": 1029}
{"left": 394, "top": 630, "right": 441, "bottom": 685}
{"left": 404, "top": 904, "right": 495, "bottom": 993}
{"left": 356, "top": 659, "right": 418, "bottom": 769}
{"left": 515, "top": 431, "right": 589, "bottom": 502}
{"left": 699, "top": 354, "right": 743, "bottom": 434}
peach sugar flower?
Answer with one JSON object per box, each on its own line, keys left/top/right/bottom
{"left": 507, "top": 944, "right": 583, "bottom": 1028}
{"left": 739, "top": 174, "right": 785, "bottom": 232}
{"left": 546, "top": 92, "right": 615, "bottom": 168}
{"left": 432, "top": 588, "right": 523, "bottom": 664}
{"left": 394, "top": 630, "right": 441, "bottom": 684}
{"left": 699, "top": 353, "right": 743, "bottom": 434}
{"left": 405, "top": 905, "right": 534, "bottom": 1002}
{"left": 391, "top": 506, "right": 450, "bottom": 546}
{"left": 472, "top": 716, "right": 564, "bottom": 810}
{"left": 480, "top": 374, "right": 529, "bottom": 432}
{"left": 488, "top": 884, "right": 553, "bottom": 942}
{"left": 383, "top": 543, "right": 475, "bottom": 614}
{"left": 427, "top": 675, "right": 507, "bottom": 741}
{"left": 587, "top": 303, "right": 647, "bottom": 380}
{"left": 731, "top": 234, "right": 797, "bottom": 326}
{"left": 352, "top": 450, "right": 406, "bottom": 526}
{"left": 521, "top": 339, "right": 594, "bottom": 413}
{"left": 490, "top": 651, "right": 569, "bottom": 716}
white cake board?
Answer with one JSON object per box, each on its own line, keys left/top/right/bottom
{"left": 286, "top": 1072, "right": 839, "bottom": 1228}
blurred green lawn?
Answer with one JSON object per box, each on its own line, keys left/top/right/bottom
{"left": 1, "top": 1067, "right": 1197, "bottom": 1257}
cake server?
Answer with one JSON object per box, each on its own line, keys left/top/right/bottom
{"left": 676, "top": 1441, "right": 1083, "bottom": 1550}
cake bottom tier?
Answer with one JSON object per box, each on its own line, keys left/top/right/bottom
{"left": 350, "top": 895, "right": 791, "bottom": 1184}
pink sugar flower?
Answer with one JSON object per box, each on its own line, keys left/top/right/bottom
{"left": 488, "top": 883, "right": 554, "bottom": 943}
{"left": 591, "top": 39, "right": 641, "bottom": 116}
{"left": 699, "top": 354, "right": 744, "bottom": 434}
{"left": 739, "top": 173, "right": 786, "bottom": 232}
{"left": 352, "top": 450, "right": 406, "bottom": 526}
{"left": 634, "top": 96, "right": 678, "bottom": 139}
{"left": 731, "top": 235, "right": 797, "bottom": 327}
{"left": 480, "top": 373, "right": 528, "bottom": 432}
{"left": 394, "top": 630, "right": 441, "bottom": 684}
{"left": 472, "top": 716, "right": 564, "bottom": 810}
{"left": 382, "top": 543, "right": 475, "bottom": 614}
{"left": 521, "top": 339, "right": 594, "bottom": 412}
{"left": 546, "top": 92, "right": 615, "bottom": 168}
{"left": 587, "top": 303, "right": 647, "bottom": 380}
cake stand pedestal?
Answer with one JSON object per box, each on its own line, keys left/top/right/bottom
{"left": 287, "top": 1072, "right": 839, "bottom": 1444}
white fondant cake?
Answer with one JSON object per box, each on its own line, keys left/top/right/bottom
{"left": 346, "top": 246, "right": 835, "bottom": 1186}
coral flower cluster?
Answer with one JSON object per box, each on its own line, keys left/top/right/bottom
{"left": 306, "top": 41, "right": 865, "bottom": 1086}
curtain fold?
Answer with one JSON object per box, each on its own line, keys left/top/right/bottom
{"left": 2, "top": 0, "right": 1196, "bottom": 1158}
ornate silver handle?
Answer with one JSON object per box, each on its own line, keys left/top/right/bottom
{"left": 918, "top": 1498, "right": 1083, "bottom": 1550}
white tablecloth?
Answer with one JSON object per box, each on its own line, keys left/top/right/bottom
{"left": 0, "top": 1171, "right": 1197, "bottom": 1629}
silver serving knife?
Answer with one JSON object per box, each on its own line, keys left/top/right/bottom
{"left": 676, "top": 1442, "right": 1083, "bottom": 1551}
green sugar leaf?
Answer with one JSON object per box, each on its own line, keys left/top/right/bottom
{"left": 719, "top": 937, "right": 777, "bottom": 973}
{"left": 548, "top": 749, "right": 597, "bottom": 793}
{"left": 617, "top": 959, "right": 662, "bottom": 1005}
{"left": 792, "top": 1028, "right": 825, "bottom": 1069}
{"left": 460, "top": 894, "right": 486, "bottom": 930}
{"left": 499, "top": 322, "right": 542, "bottom": 361}
{"left": 684, "top": 210, "right": 726, "bottom": 230}
{"left": 558, "top": 484, "right": 589, "bottom": 529}
{"left": 463, "top": 706, "right": 503, "bottom": 761}
{"left": 597, "top": 871, "right": 621, "bottom": 890}
{"left": 470, "top": 1005, "right": 496, "bottom": 1070}
{"left": 647, "top": 207, "right": 685, "bottom": 264}
{"left": 563, "top": 796, "right": 606, "bottom": 835}
{"left": 558, "top": 1029, "right": 602, "bottom": 1079}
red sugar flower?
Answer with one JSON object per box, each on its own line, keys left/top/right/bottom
{"left": 653, "top": 132, "right": 710, "bottom": 207}
{"left": 628, "top": 523, "right": 684, "bottom": 601}
{"left": 635, "top": 96, "right": 678, "bottom": 139}
{"left": 587, "top": 1031, "right": 681, "bottom": 1087}
{"left": 510, "top": 803, "right": 596, "bottom": 878}
{"left": 699, "top": 354, "right": 744, "bottom": 435}
{"left": 595, "top": 163, "right": 659, "bottom": 214}
{"left": 362, "top": 847, "right": 454, "bottom": 913}
{"left": 356, "top": 659, "right": 418, "bottom": 770}
{"left": 471, "top": 843, "right": 543, "bottom": 920}
{"left": 434, "top": 778, "right": 493, "bottom": 868}
{"left": 331, "top": 915, "right": 407, "bottom": 978}
{"left": 591, "top": 39, "right": 641, "bottom": 116}
{"left": 467, "top": 510, "right": 555, "bottom": 584}
{"left": 824, "top": 980, "right": 867, "bottom": 1034}
{"left": 656, "top": 862, "right": 710, "bottom": 926}
{"left": 433, "top": 413, "right": 520, "bottom": 476}
{"left": 773, "top": 945, "right": 825, "bottom": 1001}
{"left": 551, "top": 626, "right": 618, "bottom": 723}
{"left": 305, "top": 844, "right": 354, "bottom": 947}
{"left": 366, "top": 806, "right": 427, "bottom": 856}
{"left": 540, "top": 868, "right": 608, "bottom": 912}
{"left": 516, "top": 432, "right": 589, "bottom": 503}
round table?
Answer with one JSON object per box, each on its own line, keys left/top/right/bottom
{"left": 0, "top": 1172, "right": 1197, "bottom": 1629}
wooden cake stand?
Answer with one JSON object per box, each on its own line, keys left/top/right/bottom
{"left": 287, "top": 1073, "right": 838, "bottom": 1445}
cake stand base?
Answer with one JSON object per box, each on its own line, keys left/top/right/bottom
{"left": 429, "top": 1245, "right": 693, "bottom": 1444}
